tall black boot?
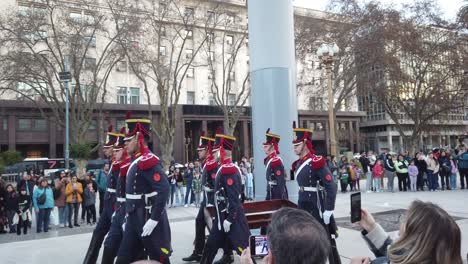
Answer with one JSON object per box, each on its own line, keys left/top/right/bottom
{"left": 101, "top": 246, "right": 117, "bottom": 264}
{"left": 83, "top": 234, "right": 105, "bottom": 264}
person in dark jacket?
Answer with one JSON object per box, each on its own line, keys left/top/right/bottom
{"left": 17, "top": 188, "right": 31, "bottom": 235}
{"left": 184, "top": 162, "right": 195, "bottom": 207}
{"left": 384, "top": 154, "right": 396, "bottom": 192}
{"left": 458, "top": 146, "right": 468, "bottom": 189}
{"left": 360, "top": 153, "right": 372, "bottom": 192}
{"left": 0, "top": 180, "right": 7, "bottom": 234}
{"left": 438, "top": 151, "right": 451, "bottom": 190}
{"left": 5, "top": 184, "right": 19, "bottom": 233}
{"left": 83, "top": 182, "right": 96, "bottom": 225}
{"left": 414, "top": 152, "right": 427, "bottom": 191}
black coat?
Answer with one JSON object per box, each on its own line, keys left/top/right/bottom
{"left": 359, "top": 156, "right": 370, "bottom": 173}
{"left": 5, "top": 191, "right": 19, "bottom": 211}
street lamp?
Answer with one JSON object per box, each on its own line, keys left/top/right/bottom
{"left": 59, "top": 59, "right": 71, "bottom": 169}
{"left": 317, "top": 43, "right": 340, "bottom": 156}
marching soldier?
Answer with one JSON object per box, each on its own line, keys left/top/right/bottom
{"left": 291, "top": 121, "right": 340, "bottom": 264}
{"left": 83, "top": 126, "right": 119, "bottom": 264}
{"left": 200, "top": 131, "right": 250, "bottom": 264}
{"left": 115, "top": 113, "right": 171, "bottom": 264}
{"left": 183, "top": 132, "right": 217, "bottom": 262}
{"left": 101, "top": 127, "right": 131, "bottom": 264}
{"left": 263, "top": 128, "right": 288, "bottom": 200}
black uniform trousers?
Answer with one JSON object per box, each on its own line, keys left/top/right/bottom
{"left": 194, "top": 201, "right": 208, "bottom": 254}
{"left": 102, "top": 205, "right": 126, "bottom": 264}
{"left": 116, "top": 208, "right": 171, "bottom": 264}
{"left": 201, "top": 217, "right": 249, "bottom": 264}
{"left": 85, "top": 197, "right": 114, "bottom": 263}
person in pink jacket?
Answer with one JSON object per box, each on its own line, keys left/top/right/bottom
{"left": 372, "top": 160, "right": 384, "bottom": 192}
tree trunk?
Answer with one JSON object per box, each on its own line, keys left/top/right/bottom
{"left": 75, "top": 159, "right": 87, "bottom": 178}
{"left": 159, "top": 139, "right": 173, "bottom": 170}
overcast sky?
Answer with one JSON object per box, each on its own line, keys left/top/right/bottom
{"left": 293, "top": 0, "right": 464, "bottom": 21}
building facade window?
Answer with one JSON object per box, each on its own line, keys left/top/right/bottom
{"left": 117, "top": 87, "right": 127, "bottom": 104}
{"left": 187, "top": 68, "right": 194, "bottom": 78}
{"left": 226, "top": 35, "right": 234, "bottom": 45}
{"left": 185, "top": 29, "right": 193, "bottom": 39}
{"left": 229, "top": 71, "right": 235, "bottom": 81}
{"left": 309, "top": 97, "right": 324, "bottom": 111}
{"left": 185, "top": 49, "right": 193, "bottom": 59}
{"left": 116, "top": 120, "right": 126, "bottom": 131}
{"left": 209, "top": 93, "right": 216, "bottom": 105}
{"left": 2, "top": 118, "right": 7, "bottom": 130}
{"left": 18, "top": 118, "right": 31, "bottom": 131}
{"left": 187, "top": 91, "right": 195, "bottom": 104}
{"left": 159, "top": 46, "right": 166, "bottom": 56}
{"left": 228, "top": 93, "right": 236, "bottom": 106}
{"left": 130, "top": 87, "right": 140, "bottom": 104}
{"left": 116, "top": 61, "right": 127, "bottom": 72}
{"left": 33, "top": 119, "right": 47, "bottom": 131}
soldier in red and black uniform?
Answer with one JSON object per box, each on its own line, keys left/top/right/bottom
{"left": 84, "top": 126, "right": 119, "bottom": 264}
{"left": 115, "top": 113, "right": 171, "bottom": 264}
{"left": 263, "top": 128, "right": 288, "bottom": 201}
{"left": 101, "top": 127, "right": 132, "bottom": 264}
{"left": 183, "top": 132, "right": 217, "bottom": 262}
{"left": 292, "top": 122, "right": 340, "bottom": 263}
{"left": 200, "top": 132, "right": 250, "bottom": 264}
{"left": 291, "top": 121, "right": 336, "bottom": 225}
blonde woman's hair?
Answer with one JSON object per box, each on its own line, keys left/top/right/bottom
{"left": 388, "top": 200, "right": 462, "bottom": 264}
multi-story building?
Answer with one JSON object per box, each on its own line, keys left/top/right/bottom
{"left": 357, "top": 27, "right": 468, "bottom": 153}
{"left": 0, "top": 0, "right": 364, "bottom": 162}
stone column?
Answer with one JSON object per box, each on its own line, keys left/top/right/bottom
{"left": 49, "top": 117, "right": 57, "bottom": 158}
{"left": 388, "top": 133, "right": 393, "bottom": 152}
{"left": 248, "top": 0, "right": 298, "bottom": 200}
{"left": 242, "top": 120, "right": 250, "bottom": 158}
{"left": 8, "top": 115, "right": 16, "bottom": 151}
{"left": 201, "top": 120, "right": 208, "bottom": 133}
{"left": 399, "top": 135, "right": 404, "bottom": 152}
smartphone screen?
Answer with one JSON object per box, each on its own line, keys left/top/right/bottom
{"left": 350, "top": 192, "right": 361, "bottom": 223}
{"left": 250, "top": 235, "right": 269, "bottom": 256}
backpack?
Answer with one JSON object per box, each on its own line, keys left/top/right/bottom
{"left": 37, "top": 190, "right": 46, "bottom": 205}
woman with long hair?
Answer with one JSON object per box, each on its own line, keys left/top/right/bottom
{"left": 351, "top": 200, "right": 463, "bottom": 264}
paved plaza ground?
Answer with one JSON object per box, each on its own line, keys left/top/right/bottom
{"left": 0, "top": 182, "right": 467, "bottom": 264}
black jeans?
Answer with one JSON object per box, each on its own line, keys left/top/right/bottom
{"left": 86, "top": 205, "right": 96, "bottom": 224}
{"left": 67, "top": 203, "right": 80, "bottom": 226}
{"left": 460, "top": 168, "right": 468, "bottom": 189}
{"left": 439, "top": 171, "right": 450, "bottom": 189}
{"left": 17, "top": 216, "right": 29, "bottom": 235}
{"left": 397, "top": 173, "right": 408, "bottom": 191}
{"left": 416, "top": 171, "right": 425, "bottom": 190}
{"left": 37, "top": 208, "right": 51, "bottom": 232}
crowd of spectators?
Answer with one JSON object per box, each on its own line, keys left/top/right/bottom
{"left": 0, "top": 165, "right": 107, "bottom": 234}
{"left": 326, "top": 144, "right": 468, "bottom": 194}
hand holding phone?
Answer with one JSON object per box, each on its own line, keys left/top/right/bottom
{"left": 250, "top": 235, "right": 269, "bottom": 257}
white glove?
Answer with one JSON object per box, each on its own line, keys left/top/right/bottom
{"left": 141, "top": 219, "right": 159, "bottom": 237}
{"left": 323, "top": 210, "right": 333, "bottom": 225}
{"left": 122, "top": 214, "right": 127, "bottom": 231}
{"left": 223, "top": 220, "right": 232, "bottom": 233}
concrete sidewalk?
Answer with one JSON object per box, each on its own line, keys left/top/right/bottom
{"left": 0, "top": 189, "right": 466, "bottom": 264}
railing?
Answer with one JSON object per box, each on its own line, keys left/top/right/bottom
{"left": 1, "top": 173, "right": 18, "bottom": 187}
